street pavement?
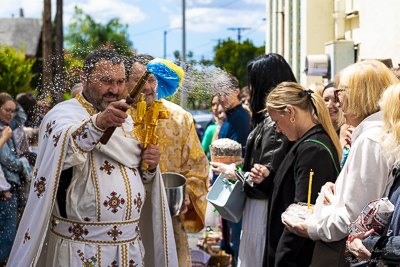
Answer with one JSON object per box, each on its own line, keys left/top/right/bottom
{"left": 187, "top": 228, "right": 205, "bottom": 250}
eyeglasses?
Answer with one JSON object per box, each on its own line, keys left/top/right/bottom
{"left": 216, "top": 91, "right": 230, "bottom": 97}
{"left": 133, "top": 76, "right": 157, "bottom": 85}
{"left": 240, "top": 99, "right": 250, "bottom": 105}
{"left": 98, "top": 76, "right": 126, "bottom": 86}
{"left": 0, "top": 107, "right": 15, "bottom": 115}
{"left": 333, "top": 89, "right": 346, "bottom": 103}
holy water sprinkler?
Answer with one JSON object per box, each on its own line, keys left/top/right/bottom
{"left": 99, "top": 59, "right": 184, "bottom": 144}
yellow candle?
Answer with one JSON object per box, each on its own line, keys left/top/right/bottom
{"left": 307, "top": 169, "right": 314, "bottom": 209}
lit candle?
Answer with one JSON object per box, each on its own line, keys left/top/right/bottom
{"left": 307, "top": 169, "right": 314, "bottom": 209}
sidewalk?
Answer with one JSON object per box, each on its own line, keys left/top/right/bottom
{"left": 187, "top": 228, "right": 205, "bottom": 250}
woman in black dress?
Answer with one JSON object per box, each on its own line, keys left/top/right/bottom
{"left": 251, "top": 82, "right": 342, "bottom": 267}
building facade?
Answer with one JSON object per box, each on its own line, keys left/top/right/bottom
{"left": 266, "top": 0, "right": 400, "bottom": 85}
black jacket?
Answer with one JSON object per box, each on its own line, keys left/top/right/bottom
{"left": 263, "top": 124, "right": 340, "bottom": 267}
{"left": 243, "top": 112, "right": 291, "bottom": 199}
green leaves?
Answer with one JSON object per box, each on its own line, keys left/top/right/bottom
{"left": 213, "top": 38, "right": 265, "bottom": 88}
{"left": 0, "top": 45, "right": 36, "bottom": 97}
{"left": 65, "top": 6, "right": 134, "bottom": 60}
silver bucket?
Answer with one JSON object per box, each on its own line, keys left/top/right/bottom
{"left": 162, "top": 172, "right": 187, "bottom": 217}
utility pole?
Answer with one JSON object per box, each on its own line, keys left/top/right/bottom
{"left": 43, "top": 0, "right": 53, "bottom": 100}
{"left": 163, "top": 28, "right": 181, "bottom": 60}
{"left": 164, "top": 30, "right": 167, "bottom": 59}
{"left": 227, "top": 27, "right": 251, "bottom": 43}
{"left": 55, "top": 0, "right": 64, "bottom": 104}
{"left": 182, "top": 0, "right": 186, "bottom": 63}
{"left": 181, "top": 0, "right": 187, "bottom": 109}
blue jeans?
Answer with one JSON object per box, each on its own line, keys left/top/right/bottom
{"left": 0, "top": 192, "right": 18, "bottom": 261}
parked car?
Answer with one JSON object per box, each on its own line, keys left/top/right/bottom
{"left": 188, "top": 110, "right": 213, "bottom": 141}
{"left": 192, "top": 113, "right": 213, "bottom": 129}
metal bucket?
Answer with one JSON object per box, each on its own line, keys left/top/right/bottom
{"left": 162, "top": 172, "right": 187, "bottom": 217}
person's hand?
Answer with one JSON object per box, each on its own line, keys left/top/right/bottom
{"left": 249, "top": 163, "right": 270, "bottom": 184}
{"left": 284, "top": 219, "right": 310, "bottom": 238}
{"left": 0, "top": 190, "right": 12, "bottom": 201}
{"left": 1, "top": 126, "right": 12, "bottom": 142}
{"left": 323, "top": 182, "right": 335, "bottom": 205}
{"left": 140, "top": 144, "right": 161, "bottom": 171}
{"left": 346, "top": 230, "right": 374, "bottom": 261}
{"left": 344, "top": 125, "right": 354, "bottom": 147}
{"left": 95, "top": 101, "right": 131, "bottom": 130}
{"left": 180, "top": 186, "right": 191, "bottom": 215}
{"left": 339, "top": 124, "right": 349, "bottom": 148}
{"left": 210, "top": 162, "right": 237, "bottom": 180}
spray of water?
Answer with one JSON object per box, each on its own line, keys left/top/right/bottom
{"left": 32, "top": 45, "right": 241, "bottom": 115}
{"left": 169, "top": 61, "right": 239, "bottom": 110}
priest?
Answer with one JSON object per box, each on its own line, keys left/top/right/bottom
{"left": 8, "top": 49, "right": 178, "bottom": 266}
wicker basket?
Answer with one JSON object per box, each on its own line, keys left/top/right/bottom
{"left": 208, "top": 254, "right": 231, "bottom": 267}
{"left": 197, "top": 229, "right": 231, "bottom": 266}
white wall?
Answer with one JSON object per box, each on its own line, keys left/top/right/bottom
{"left": 266, "top": 0, "right": 400, "bottom": 86}
{"left": 357, "top": 0, "right": 400, "bottom": 67}
{"left": 300, "top": 0, "right": 335, "bottom": 85}
{"left": 266, "top": 0, "right": 334, "bottom": 86}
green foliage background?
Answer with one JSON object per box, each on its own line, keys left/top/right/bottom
{"left": 63, "top": 52, "right": 83, "bottom": 94}
{"left": 65, "top": 6, "right": 134, "bottom": 60}
{"left": 0, "top": 45, "right": 36, "bottom": 97}
{"left": 213, "top": 38, "right": 265, "bottom": 88}
{"left": 0, "top": 8, "right": 265, "bottom": 110}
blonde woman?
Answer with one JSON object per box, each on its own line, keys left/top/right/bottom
{"left": 285, "top": 60, "right": 399, "bottom": 266}
{"left": 250, "top": 82, "right": 341, "bottom": 267}
{"left": 309, "top": 82, "right": 325, "bottom": 98}
{"left": 210, "top": 54, "right": 296, "bottom": 266}
{"left": 347, "top": 82, "right": 400, "bottom": 265}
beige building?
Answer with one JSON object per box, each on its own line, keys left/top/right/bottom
{"left": 266, "top": 0, "right": 400, "bottom": 86}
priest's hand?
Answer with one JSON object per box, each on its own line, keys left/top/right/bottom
{"left": 180, "top": 186, "right": 191, "bottom": 215}
{"left": 140, "top": 144, "right": 160, "bottom": 171}
{"left": 96, "top": 102, "right": 130, "bottom": 130}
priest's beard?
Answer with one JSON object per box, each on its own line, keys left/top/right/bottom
{"left": 84, "top": 82, "right": 122, "bottom": 112}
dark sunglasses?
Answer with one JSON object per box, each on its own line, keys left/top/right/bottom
{"left": 333, "top": 89, "right": 345, "bottom": 102}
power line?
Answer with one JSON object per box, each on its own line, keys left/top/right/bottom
{"left": 132, "top": 25, "right": 171, "bottom": 37}
{"left": 241, "top": 22, "right": 266, "bottom": 38}
{"left": 227, "top": 27, "right": 251, "bottom": 43}
{"left": 190, "top": 40, "right": 218, "bottom": 50}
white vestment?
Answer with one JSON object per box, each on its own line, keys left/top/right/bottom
{"left": 8, "top": 94, "right": 178, "bottom": 267}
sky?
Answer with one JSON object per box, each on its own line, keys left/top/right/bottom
{"left": 1, "top": 0, "right": 267, "bottom": 63}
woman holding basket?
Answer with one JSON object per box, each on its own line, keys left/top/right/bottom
{"left": 250, "top": 82, "right": 342, "bottom": 267}
{"left": 284, "top": 60, "right": 398, "bottom": 266}
{"left": 210, "top": 53, "right": 296, "bottom": 266}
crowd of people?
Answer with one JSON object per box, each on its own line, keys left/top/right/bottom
{"left": 0, "top": 49, "right": 210, "bottom": 267}
{"left": 1, "top": 48, "right": 400, "bottom": 267}
{"left": 0, "top": 92, "right": 52, "bottom": 266}
{"left": 207, "top": 56, "right": 400, "bottom": 267}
